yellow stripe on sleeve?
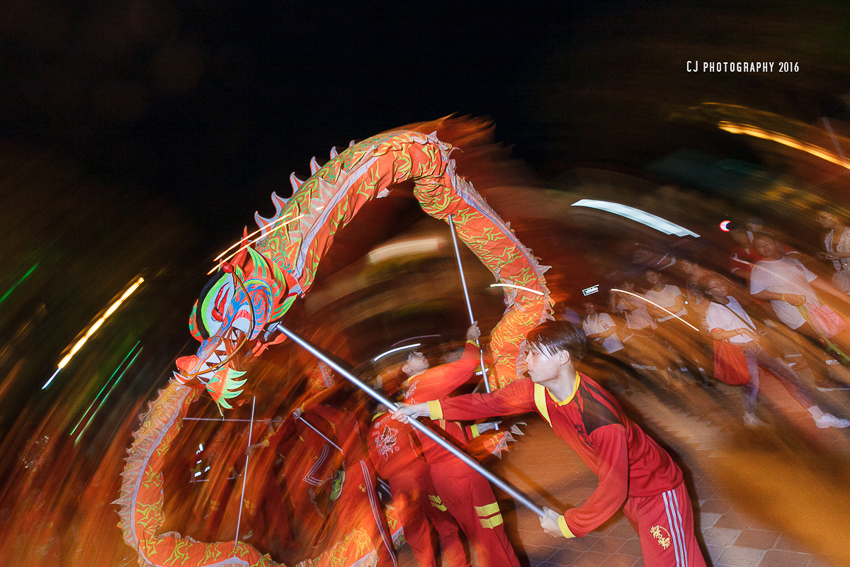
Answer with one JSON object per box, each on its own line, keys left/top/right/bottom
{"left": 558, "top": 515, "right": 575, "bottom": 538}
{"left": 427, "top": 400, "right": 443, "bottom": 420}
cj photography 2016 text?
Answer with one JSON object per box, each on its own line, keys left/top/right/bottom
{"left": 686, "top": 61, "right": 799, "bottom": 73}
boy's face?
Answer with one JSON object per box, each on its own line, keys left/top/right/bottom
{"left": 403, "top": 351, "right": 429, "bottom": 375}
{"left": 524, "top": 347, "right": 565, "bottom": 384}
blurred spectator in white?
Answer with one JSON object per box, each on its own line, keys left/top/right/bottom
{"left": 702, "top": 274, "right": 849, "bottom": 429}
{"left": 644, "top": 269, "right": 711, "bottom": 387}
{"left": 581, "top": 299, "right": 635, "bottom": 392}
{"left": 678, "top": 258, "right": 712, "bottom": 330}
{"left": 611, "top": 280, "right": 666, "bottom": 385}
{"left": 729, "top": 226, "right": 762, "bottom": 283}
{"left": 816, "top": 206, "right": 850, "bottom": 294}
{"left": 581, "top": 300, "right": 625, "bottom": 356}
{"left": 750, "top": 233, "right": 850, "bottom": 391}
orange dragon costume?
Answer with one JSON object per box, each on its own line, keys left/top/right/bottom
{"left": 116, "top": 118, "right": 552, "bottom": 567}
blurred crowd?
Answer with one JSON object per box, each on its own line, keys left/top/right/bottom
{"left": 567, "top": 211, "right": 850, "bottom": 430}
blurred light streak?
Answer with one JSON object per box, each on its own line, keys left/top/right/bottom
{"left": 611, "top": 288, "right": 699, "bottom": 332}
{"left": 391, "top": 334, "right": 441, "bottom": 347}
{"left": 368, "top": 237, "right": 442, "bottom": 264}
{"left": 373, "top": 343, "right": 421, "bottom": 361}
{"left": 718, "top": 121, "right": 850, "bottom": 170}
{"left": 209, "top": 214, "right": 306, "bottom": 274}
{"left": 571, "top": 199, "right": 700, "bottom": 237}
{"left": 69, "top": 341, "right": 141, "bottom": 436}
{"left": 214, "top": 214, "right": 293, "bottom": 261}
{"left": 75, "top": 346, "right": 143, "bottom": 444}
{"left": 43, "top": 277, "right": 145, "bottom": 389}
{"left": 490, "top": 283, "right": 545, "bottom": 296}
{"left": 822, "top": 117, "right": 848, "bottom": 164}
{"left": 0, "top": 263, "right": 38, "bottom": 305}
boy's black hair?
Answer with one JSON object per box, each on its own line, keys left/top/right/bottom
{"left": 525, "top": 321, "right": 586, "bottom": 362}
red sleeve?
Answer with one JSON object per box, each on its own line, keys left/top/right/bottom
{"left": 267, "top": 416, "right": 296, "bottom": 448}
{"left": 435, "top": 379, "right": 536, "bottom": 421}
{"left": 406, "top": 342, "right": 481, "bottom": 402}
{"left": 300, "top": 382, "right": 345, "bottom": 413}
{"left": 563, "top": 424, "right": 629, "bottom": 537}
{"left": 312, "top": 406, "right": 365, "bottom": 462}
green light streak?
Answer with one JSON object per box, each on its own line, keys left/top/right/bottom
{"left": 0, "top": 263, "right": 38, "bottom": 305}
{"left": 70, "top": 341, "right": 141, "bottom": 437}
{"left": 75, "top": 346, "right": 143, "bottom": 445}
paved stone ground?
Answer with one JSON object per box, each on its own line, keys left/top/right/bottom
{"left": 393, "top": 372, "right": 850, "bottom": 567}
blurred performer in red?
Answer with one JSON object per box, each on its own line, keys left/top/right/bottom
{"left": 368, "top": 402, "right": 466, "bottom": 567}
{"left": 310, "top": 401, "right": 398, "bottom": 567}
{"left": 264, "top": 363, "right": 397, "bottom": 566}
{"left": 401, "top": 323, "right": 520, "bottom": 567}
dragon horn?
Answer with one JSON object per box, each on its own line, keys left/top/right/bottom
{"left": 330, "top": 146, "right": 339, "bottom": 159}
{"left": 232, "top": 227, "right": 250, "bottom": 267}
{"left": 310, "top": 156, "right": 320, "bottom": 175}
{"left": 290, "top": 172, "right": 304, "bottom": 192}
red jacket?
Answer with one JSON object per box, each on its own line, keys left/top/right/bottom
{"left": 431, "top": 373, "right": 683, "bottom": 537}
{"left": 405, "top": 342, "right": 480, "bottom": 464}
{"left": 367, "top": 412, "right": 425, "bottom": 479}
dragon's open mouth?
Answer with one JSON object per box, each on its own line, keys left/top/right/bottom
{"left": 202, "top": 325, "right": 250, "bottom": 374}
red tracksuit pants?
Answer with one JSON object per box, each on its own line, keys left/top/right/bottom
{"left": 387, "top": 459, "right": 466, "bottom": 567}
{"left": 328, "top": 458, "right": 397, "bottom": 567}
{"left": 622, "top": 481, "right": 707, "bottom": 567}
{"left": 429, "top": 457, "right": 520, "bottom": 567}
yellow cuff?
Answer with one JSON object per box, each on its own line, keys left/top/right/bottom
{"left": 261, "top": 439, "right": 270, "bottom": 448}
{"left": 427, "top": 400, "right": 443, "bottom": 420}
{"left": 558, "top": 515, "right": 575, "bottom": 538}
{"left": 470, "top": 424, "right": 481, "bottom": 438}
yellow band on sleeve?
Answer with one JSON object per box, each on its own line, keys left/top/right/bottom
{"left": 471, "top": 424, "right": 481, "bottom": 438}
{"left": 427, "top": 400, "right": 443, "bottom": 420}
{"left": 558, "top": 515, "right": 575, "bottom": 538}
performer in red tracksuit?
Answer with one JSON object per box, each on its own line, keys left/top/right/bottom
{"left": 394, "top": 321, "right": 707, "bottom": 567}
{"left": 310, "top": 403, "right": 398, "bottom": 567}
{"left": 368, "top": 405, "right": 466, "bottom": 567}
{"left": 401, "top": 323, "right": 520, "bottom": 567}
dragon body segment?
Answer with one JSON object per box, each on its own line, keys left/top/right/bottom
{"left": 119, "top": 121, "right": 551, "bottom": 567}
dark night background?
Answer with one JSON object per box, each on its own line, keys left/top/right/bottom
{"left": 4, "top": 2, "right": 850, "bottom": 564}
{"left": 4, "top": 0, "right": 849, "bottom": 237}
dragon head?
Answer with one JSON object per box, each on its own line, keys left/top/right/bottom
{"left": 173, "top": 245, "right": 298, "bottom": 410}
